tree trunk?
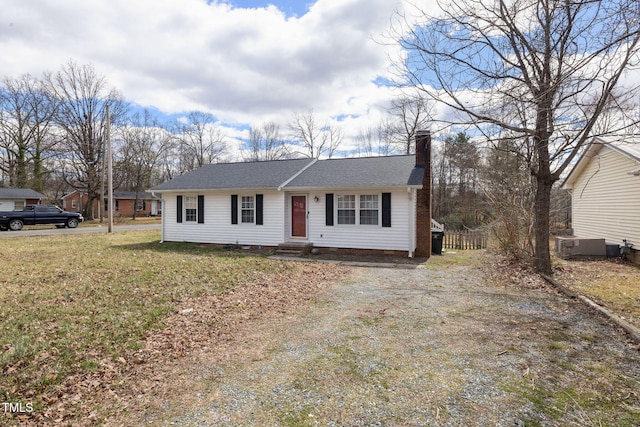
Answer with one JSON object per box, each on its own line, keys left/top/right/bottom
{"left": 533, "top": 173, "right": 553, "bottom": 274}
{"left": 16, "top": 145, "right": 27, "bottom": 188}
{"left": 84, "top": 199, "right": 93, "bottom": 220}
{"left": 32, "top": 151, "right": 43, "bottom": 192}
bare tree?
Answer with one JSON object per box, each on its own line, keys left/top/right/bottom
{"left": 117, "top": 109, "right": 171, "bottom": 219}
{"left": 0, "top": 74, "right": 58, "bottom": 191}
{"left": 355, "top": 120, "right": 399, "bottom": 157}
{"left": 394, "top": 0, "right": 640, "bottom": 273}
{"left": 44, "top": 61, "right": 127, "bottom": 219}
{"left": 354, "top": 127, "right": 375, "bottom": 157}
{"left": 176, "top": 111, "right": 227, "bottom": 172}
{"left": 242, "top": 121, "right": 288, "bottom": 161}
{"left": 481, "top": 137, "right": 536, "bottom": 259}
{"left": 289, "top": 109, "right": 343, "bottom": 158}
{"left": 389, "top": 95, "right": 432, "bottom": 154}
{"left": 376, "top": 119, "right": 397, "bottom": 156}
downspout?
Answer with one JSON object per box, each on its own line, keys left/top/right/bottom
{"left": 408, "top": 187, "right": 414, "bottom": 258}
{"left": 160, "top": 195, "right": 165, "bottom": 243}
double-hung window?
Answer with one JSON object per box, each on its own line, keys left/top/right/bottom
{"left": 336, "top": 194, "right": 379, "bottom": 225}
{"left": 241, "top": 196, "right": 254, "bottom": 223}
{"left": 185, "top": 196, "right": 197, "bottom": 222}
{"left": 337, "top": 195, "right": 356, "bottom": 224}
{"left": 359, "top": 195, "right": 379, "bottom": 225}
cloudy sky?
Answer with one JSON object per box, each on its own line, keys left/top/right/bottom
{"left": 0, "top": 0, "right": 415, "bottom": 156}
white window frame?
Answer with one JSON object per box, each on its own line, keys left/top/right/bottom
{"left": 337, "top": 194, "right": 356, "bottom": 225}
{"left": 241, "top": 195, "right": 255, "bottom": 224}
{"left": 336, "top": 193, "right": 380, "bottom": 226}
{"left": 185, "top": 196, "right": 197, "bottom": 222}
{"left": 359, "top": 194, "right": 379, "bottom": 225}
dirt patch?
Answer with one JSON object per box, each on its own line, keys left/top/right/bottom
{"left": 105, "top": 253, "right": 640, "bottom": 426}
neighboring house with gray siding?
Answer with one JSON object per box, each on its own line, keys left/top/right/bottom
{"left": 562, "top": 136, "right": 640, "bottom": 259}
{"left": 150, "top": 132, "right": 434, "bottom": 257}
{"left": 0, "top": 188, "right": 46, "bottom": 211}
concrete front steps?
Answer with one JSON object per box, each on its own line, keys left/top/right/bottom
{"left": 276, "top": 242, "right": 313, "bottom": 256}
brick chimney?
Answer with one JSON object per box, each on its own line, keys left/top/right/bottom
{"left": 414, "top": 130, "right": 432, "bottom": 257}
{"left": 415, "top": 130, "right": 428, "bottom": 167}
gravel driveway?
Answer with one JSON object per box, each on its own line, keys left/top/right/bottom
{"left": 145, "top": 261, "right": 639, "bottom": 426}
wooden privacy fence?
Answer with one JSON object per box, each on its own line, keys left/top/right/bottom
{"left": 442, "top": 229, "right": 488, "bottom": 250}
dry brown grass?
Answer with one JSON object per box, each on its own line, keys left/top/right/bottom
{"left": 0, "top": 230, "right": 346, "bottom": 425}
{"left": 553, "top": 257, "right": 640, "bottom": 330}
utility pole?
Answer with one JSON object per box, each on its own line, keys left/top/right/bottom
{"left": 106, "top": 105, "right": 113, "bottom": 233}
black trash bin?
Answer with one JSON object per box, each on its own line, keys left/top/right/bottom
{"left": 432, "top": 231, "right": 444, "bottom": 255}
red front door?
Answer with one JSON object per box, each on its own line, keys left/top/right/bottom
{"left": 291, "top": 196, "right": 307, "bottom": 238}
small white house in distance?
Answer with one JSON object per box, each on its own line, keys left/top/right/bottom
{"left": 0, "top": 188, "right": 46, "bottom": 211}
{"left": 562, "top": 136, "right": 640, "bottom": 262}
{"left": 150, "top": 131, "right": 434, "bottom": 257}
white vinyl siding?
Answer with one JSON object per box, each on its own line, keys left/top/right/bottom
{"left": 304, "top": 188, "right": 414, "bottom": 252}
{"left": 571, "top": 146, "right": 640, "bottom": 245}
{"left": 160, "top": 187, "right": 417, "bottom": 253}
{"left": 162, "top": 191, "right": 285, "bottom": 246}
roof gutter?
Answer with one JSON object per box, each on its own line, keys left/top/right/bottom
{"left": 277, "top": 158, "right": 318, "bottom": 191}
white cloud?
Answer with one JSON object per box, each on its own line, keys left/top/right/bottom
{"left": 0, "top": 0, "right": 406, "bottom": 143}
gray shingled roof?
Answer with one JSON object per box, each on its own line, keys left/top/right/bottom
{"left": 111, "top": 191, "right": 161, "bottom": 200}
{"left": 284, "top": 155, "right": 424, "bottom": 188}
{"left": 150, "top": 155, "right": 424, "bottom": 192}
{"left": 150, "top": 158, "right": 314, "bottom": 191}
{"left": 0, "top": 188, "right": 46, "bottom": 199}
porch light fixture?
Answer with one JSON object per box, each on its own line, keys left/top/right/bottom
{"left": 314, "top": 195, "right": 320, "bottom": 202}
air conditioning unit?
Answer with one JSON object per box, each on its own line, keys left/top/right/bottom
{"left": 555, "top": 237, "right": 606, "bottom": 259}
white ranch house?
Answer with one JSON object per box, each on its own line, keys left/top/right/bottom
{"left": 150, "top": 131, "right": 434, "bottom": 257}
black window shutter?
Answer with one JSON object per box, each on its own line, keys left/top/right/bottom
{"left": 197, "top": 195, "right": 205, "bottom": 224}
{"left": 176, "top": 195, "right": 183, "bottom": 223}
{"left": 325, "top": 193, "right": 334, "bottom": 226}
{"left": 382, "top": 192, "right": 391, "bottom": 227}
{"left": 231, "top": 194, "right": 238, "bottom": 224}
{"left": 256, "top": 194, "right": 264, "bottom": 225}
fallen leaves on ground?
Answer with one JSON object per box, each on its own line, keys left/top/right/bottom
{"left": 8, "top": 262, "right": 347, "bottom": 426}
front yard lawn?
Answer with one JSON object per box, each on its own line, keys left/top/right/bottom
{"left": 0, "top": 230, "right": 342, "bottom": 424}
